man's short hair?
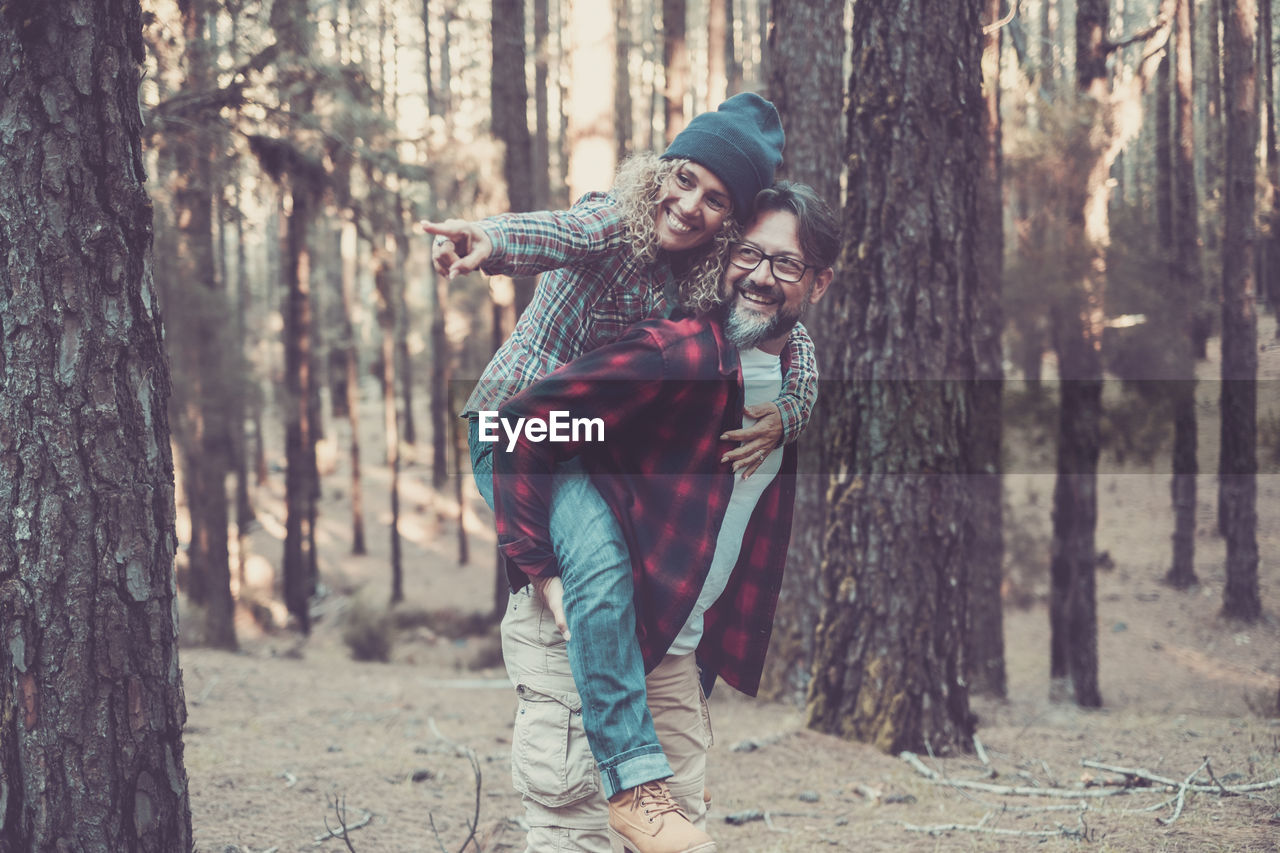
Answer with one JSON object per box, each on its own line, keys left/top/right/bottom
{"left": 752, "top": 181, "right": 840, "bottom": 270}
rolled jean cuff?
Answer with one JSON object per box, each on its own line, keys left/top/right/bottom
{"left": 599, "top": 746, "right": 672, "bottom": 800}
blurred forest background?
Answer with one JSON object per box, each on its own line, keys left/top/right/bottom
{"left": 4, "top": 0, "right": 1280, "bottom": 848}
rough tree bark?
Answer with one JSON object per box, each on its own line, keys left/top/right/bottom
{"left": 806, "top": 0, "right": 981, "bottom": 755}
{"left": 0, "top": 2, "right": 193, "bottom": 848}
{"left": 758, "top": 0, "right": 845, "bottom": 706}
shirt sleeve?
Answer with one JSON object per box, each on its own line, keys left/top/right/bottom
{"left": 478, "top": 192, "right": 626, "bottom": 278}
{"left": 491, "top": 327, "right": 668, "bottom": 583}
{"left": 776, "top": 322, "right": 818, "bottom": 445}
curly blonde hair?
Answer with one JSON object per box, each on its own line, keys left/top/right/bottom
{"left": 610, "top": 152, "right": 742, "bottom": 313}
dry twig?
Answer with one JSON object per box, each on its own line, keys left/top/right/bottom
{"left": 315, "top": 794, "right": 372, "bottom": 849}
{"left": 426, "top": 718, "right": 484, "bottom": 853}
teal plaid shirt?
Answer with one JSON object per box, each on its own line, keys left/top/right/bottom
{"left": 460, "top": 192, "right": 818, "bottom": 444}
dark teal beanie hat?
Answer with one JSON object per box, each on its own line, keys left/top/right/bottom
{"left": 661, "top": 92, "right": 785, "bottom": 218}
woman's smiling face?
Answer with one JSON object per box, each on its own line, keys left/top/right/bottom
{"left": 653, "top": 162, "right": 733, "bottom": 252}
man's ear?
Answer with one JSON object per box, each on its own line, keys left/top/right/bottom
{"left": 808, "top": 268, "right": 834, "bottom": 304}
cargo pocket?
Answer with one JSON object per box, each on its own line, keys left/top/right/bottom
{"left": 511, "top": 683, "right": 599, "bottom": 807}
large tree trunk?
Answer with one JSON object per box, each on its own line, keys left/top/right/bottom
{"left": 758, "top": 0, "right": 845, "bottom": 706}
{"left": 1219, "top": 0, "right": 1261, "bottom": 622}
{"left": 0, "top": 2, "right": 193, "bottom": 848}
{"left": 806, "top": 0, "right": 980, "bottom": 755}
{"left": 966, "top": 0, "right": 1007, "bottom": 699}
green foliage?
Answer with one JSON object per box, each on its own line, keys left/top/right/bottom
{"left": 342, "top": 599, "right": 394, "bottom": 663}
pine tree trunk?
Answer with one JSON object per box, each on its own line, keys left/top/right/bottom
{"left": 966, "top": 0, "right": 1008, "bottom": 699}
{"left": 0, "top": 2, "right": 193, "bottom": 847}
{"left": 1197, "top": 0, "right": 1223, "bottom": 358}
{"left": 1167, "top": 0, "right": 1200, "bottom": 589}
{"left": 758, "top": 0, "right": 844, "bottom": 706}
{"left": 338, "top": 221, "right": 367, "bottom": 555}
{"left": 533, "top": 0, "right": 552, "bottom": 207}
{"left": 663, "top": 0, "right": 688, "bottom": 144}
{"left": 806, "top": 0, "right": 980, "bottom": 754}
{"left": 616, "top": 0, "right": 634, "bottom": 158}
{"left": 376, "top": 245, "right": 405, "bottom": 604}
{"left": 1047, "top": 0, "right": 1115, "bottom": 710}
{"left": 282, "top": 178, "right": 321, "bottom": 634}
{"left": 158, "top": 0, "right": 237, "bottom": 651}
{"left": 707, "top": 0, "right": 728, "bottom": 106}
{"left": 1219, "top": 0, "right": 1261, "bottom": 622}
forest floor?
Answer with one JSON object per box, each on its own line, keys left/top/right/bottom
{"left": 183, "top": 318, "right": 1280, "bottom": 852}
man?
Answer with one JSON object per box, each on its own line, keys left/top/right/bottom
{"left": 490, "top": 182, "right": 838, "bottom": 853}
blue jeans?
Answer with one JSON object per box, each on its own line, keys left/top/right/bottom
{"left": 468, "top": 417, "right": 671, "bottom": 798}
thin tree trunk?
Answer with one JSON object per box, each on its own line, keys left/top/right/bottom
{"left": 708, "top": 0, "right": 728, "bottom": 106}
{"left": 664, "top": 0, "right": 689, "bottom": 144}
{"left": 616, "top": 0, "right": 634, "bottom": 158}
{"left": 376, "top": 244, "right": 405, "bottom": 603}
{"left": 1167, "top": 0, "right": 1200, "bottom": 589}
{"left": 0, "top": 2, "right": 193, "bottom": 845}
{"left": 966, "top": 0, "right": 1008, "bottom": 699}
{"left": 339, "top": 221, "right": 367, "bottom": 554}
{"left": 1219, "top": 0, "right": 1261, "bottom": 622}
{"left": 533, "top": 0, "right": 552, "bottom": 207}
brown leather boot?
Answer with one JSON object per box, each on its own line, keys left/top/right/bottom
{"left": 607, "top": 780, "right": 717, "bottom": 853}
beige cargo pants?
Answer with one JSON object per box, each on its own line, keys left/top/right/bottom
{"left": 501, "top": 586, "right": 714, "bottom": 852}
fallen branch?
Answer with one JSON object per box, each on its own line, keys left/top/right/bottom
{"left": 902, "top": 806, "right": 1089, "bottom": 839}
{"left": 901, "top": 752, "right": 1134, "bottom": 799}
{"left": 1080, "top": 760, "right": 1280, "bottom": 795}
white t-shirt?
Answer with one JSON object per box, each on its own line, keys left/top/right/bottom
{"left": 667, "top": 347, "right": 783, "bottom": 655}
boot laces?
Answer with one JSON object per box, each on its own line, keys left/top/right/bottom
{"left": 635, "top": 781, "right": 685, "bottom": 820}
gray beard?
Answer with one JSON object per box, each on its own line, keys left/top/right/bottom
{"left": 724, "top": 289, "right": 807, "bottom": 350}
{"left": 724, "top": 301, "right": 776, "bottom": 350}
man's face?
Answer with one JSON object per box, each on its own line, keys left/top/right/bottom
{"left": 721, "top": 209, "right": 832, "bottom": 353}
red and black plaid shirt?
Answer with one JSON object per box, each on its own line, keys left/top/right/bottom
{"left": 491, "top": 316, "right": 798, "bottom": 696}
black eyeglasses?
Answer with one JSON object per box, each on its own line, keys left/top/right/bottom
{"left": 727, "top": 242, "right": 816, "bottom": 283}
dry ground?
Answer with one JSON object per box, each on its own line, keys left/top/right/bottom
{"left": 183, "top": 323, "right": 1280, "bottom": 852}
